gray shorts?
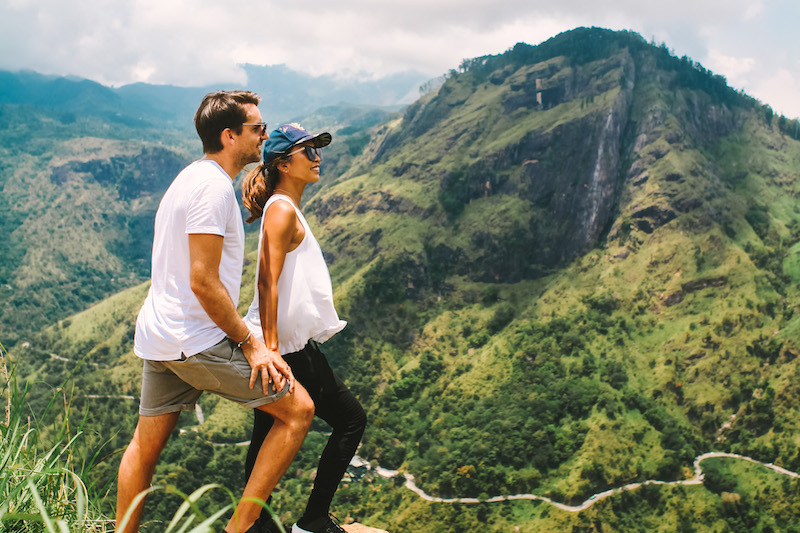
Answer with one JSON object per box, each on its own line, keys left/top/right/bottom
{"left": 139, "top": 337, "right": 289, "bottom": 417}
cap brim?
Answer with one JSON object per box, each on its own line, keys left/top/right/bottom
{"left": 307, "top": 132, "right": 332, "bottom": 148}
{"left": 272, "top": 131, "right": 332, "bottom": 158}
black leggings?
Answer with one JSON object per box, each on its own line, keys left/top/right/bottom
{"left": 245, "top": 342, "right": 367, "bottom": 521}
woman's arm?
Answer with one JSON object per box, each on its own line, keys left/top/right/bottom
{"left": 189, "top": 233, "right": 292, "bottom": 394}
{"left": 257, "top": 200, "right": 304, "bottom": 352}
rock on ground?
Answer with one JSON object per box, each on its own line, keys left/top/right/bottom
{"left": 342, "top": 524, "right": 389, "bottom": 533}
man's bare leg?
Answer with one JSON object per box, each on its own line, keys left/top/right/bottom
{"left": 116, "top": 412, "right": 180, "bottom": 533}
{"left": 226, "top": 387, "right": 314, "bottom": 533}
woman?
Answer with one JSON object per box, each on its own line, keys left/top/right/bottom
{"left": 241, "top": 123, "right": 367, "bottom": 533}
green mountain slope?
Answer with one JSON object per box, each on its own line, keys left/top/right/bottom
{"left": 0, "top": 103, "right": 197, "bottom": 345}
{"left": 8, "top": 27, "right": 800, "bottom": 532}
{"left": 301, "top": 27, "right": 800, "bottom": 528}
{"left": 0, "top": 83, "right": 393, "bottom": 347}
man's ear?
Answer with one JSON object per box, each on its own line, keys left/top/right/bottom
{"left": 219, "top": 127, "right": 235, "bottom": 149}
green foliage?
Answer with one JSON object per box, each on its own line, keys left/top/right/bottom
{"left": 0, "top": 380, "right": 99, "bottom": 531}
{"left": 702, "top": 460, "right": 738, "bottom": 494}
{"left": 7, "top": 26, "right": 800, "bottom": 533}
{"left": 745, "top": 204, "right": 773, "bottom": 242}
{"left": 0, "top": 105, "right": 195, "bottom": 346}
{"left": 438, "top": 163, "right": 494, "bottom": 219}
{"left": 0, "top": 341, "right": 288, "bottom": 532}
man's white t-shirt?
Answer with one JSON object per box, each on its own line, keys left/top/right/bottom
{"left": 134, "top": 159, "right": 245, "bottom": 361}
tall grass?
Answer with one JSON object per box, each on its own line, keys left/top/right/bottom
{"left": 0, "top": 341, "right": 99, "bottom": 531}
{"left": 0, "top": 343, "right": 285, "bottom": 532}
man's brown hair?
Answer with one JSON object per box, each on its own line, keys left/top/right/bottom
{"left": 194, "top": 90, "right": 261, "bottom": 154}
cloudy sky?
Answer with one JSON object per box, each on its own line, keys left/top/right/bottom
{"left": 2, "top": 0, "right": 798, "bottom": 118}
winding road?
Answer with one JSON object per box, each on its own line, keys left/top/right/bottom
{"left": 351, "top": 452, "right": 800, "bottom": 512}
{"left": 93, "top": 394, "right": 799, "bottom": 512}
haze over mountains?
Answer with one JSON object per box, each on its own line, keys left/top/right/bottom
{"left": 5, "top": 27, "right": 800, "bottom": 532}
{"left": 0, "top": 64, "right": 427, "bottom": 128}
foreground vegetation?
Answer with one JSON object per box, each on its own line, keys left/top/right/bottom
{"left": 0, "top": 342, "right": 289, "bottom": 533}
{"left": 5, "top": 342, "right": 800, "bottom": 532}
{"left": 0, "top": 348, "right": 104, "bottom": 531}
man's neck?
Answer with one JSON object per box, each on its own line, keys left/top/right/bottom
{"left": 203, "top": 152, "right": 239, "bottom": 180}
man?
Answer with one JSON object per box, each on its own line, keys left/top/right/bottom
{"left": 116, "top": 91, "right": 314, "bottom": 533}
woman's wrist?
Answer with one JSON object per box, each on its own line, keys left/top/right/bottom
{"left": 262, "top": 331, "right": 279, "bottom": 351}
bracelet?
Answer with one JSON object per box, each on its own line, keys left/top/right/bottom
{"left": 236, "top": 331, "right": 251, "bottom": 348}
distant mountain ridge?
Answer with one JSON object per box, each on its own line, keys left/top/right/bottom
{"left": 0, "top": 65, "right": 428, "bottom": 128}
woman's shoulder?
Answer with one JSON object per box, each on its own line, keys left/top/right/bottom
{"left": 265, "top": 195, "right": 296, "bottom": 212}
{"left": 264, "top": 196, "right": 299, "bottom": 223}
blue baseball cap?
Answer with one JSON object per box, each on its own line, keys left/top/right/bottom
{"left": 262, "top": 123, "right": 332, "bottom": 164}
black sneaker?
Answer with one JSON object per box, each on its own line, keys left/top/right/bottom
{"left": 291, "top": 514, "right": 346, "bottom": 533}
{"left": 258, "top": 513, "right": 289, "bottom": 533}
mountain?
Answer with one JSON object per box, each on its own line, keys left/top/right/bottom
{"left": 0, "top": 66, "right": 404, "bottom": 346}
{"left": 0, "top": 101, "right": 195, "bottom": 346}
{"left": 303, "top": 22, "right": 800, "bottom": 501}
{"left": 8, "top": 26, "right": 800, "bottom": 532}
{"left": 0, "top": 70, "right": 121, "bottom": 113}
{"left": 275, "top": 26, "right": 800, "bottom": 529}
{"left": 241, "top": 63, "right": 426, "bottom": 121}
{"left": 0, "top": 66, "right": 427, "bottom": 129}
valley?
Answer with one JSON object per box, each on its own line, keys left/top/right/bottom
{"left": 4, "top": 27, "right": 800, "bottom": 532}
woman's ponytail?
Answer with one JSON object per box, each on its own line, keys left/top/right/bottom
{"left": 242, "top": 163, "right": 270, "bottom": 223}
{"left": 242, "top": 153, "right": 292, "bottom": 223}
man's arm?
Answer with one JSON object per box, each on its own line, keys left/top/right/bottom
{"left": 188, "top": 233, "right": 293, "bottom": 394}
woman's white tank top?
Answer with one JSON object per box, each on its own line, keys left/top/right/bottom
{"left": 243, "top": 194, "right": 346, "bottom": 354}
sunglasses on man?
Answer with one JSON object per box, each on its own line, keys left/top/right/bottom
{"left": 242, "top": 122, "right": 268, "bottom": 135}
{"left": 285, "top": 144, "right": 323, "bottom": 161}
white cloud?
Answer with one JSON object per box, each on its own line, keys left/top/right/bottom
{"left": 0, "top": 0, "right": 797, "bottom": 116}
{"left": 705, "top": 49, "right": 756, "bottom": 86}
{"left": 235, "top": 13, "right": 576, "bottom": 79}
{"left": 743, "top": 0, "right": 766, "bottom": 20}
{"left": 752, "top": 68, "right": 800, "bottom": 119}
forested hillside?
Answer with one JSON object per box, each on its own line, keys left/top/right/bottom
{"left": 0, "top": 104, "right": 194, "bottom": 346}
{"left": 0, "top": 71, "right": 396, "bottom": 346}
{"left": 7, "top": 27, "right": 800, "bottom": 532}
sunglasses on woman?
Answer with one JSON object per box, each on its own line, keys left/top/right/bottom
{"left": 286, "top": 145, "right": 322, "bottom": 161}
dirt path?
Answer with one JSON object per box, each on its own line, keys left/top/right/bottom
{"left": 353, "top": 451, "right": 800, "bottom": 512}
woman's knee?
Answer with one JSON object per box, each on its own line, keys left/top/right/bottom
{"left": 335, "top": 402, "right": 367, "bottom": 437}
{"left": 352, "top": 409, "right": 367, "bottom": 437}
{"left": 347, "top": 397, "right": 367, "bottom": 431}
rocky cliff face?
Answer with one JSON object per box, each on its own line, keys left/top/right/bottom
{"left": 514, "top": 49, "right": 636, "bottom": 264}
{"left": 311, "top": 30, "right": 750, "bottom": 286}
